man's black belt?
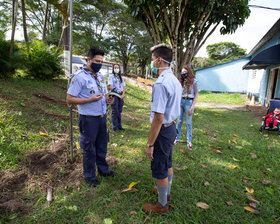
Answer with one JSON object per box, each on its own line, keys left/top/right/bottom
{"left": 182, "top": 97, "right": 194, "bottom": 100}
{"left": 162, "top": 121, "right": 175, "bottom": 128}
{"left": 80, "top": 114, "right": 105, "bottom": 118}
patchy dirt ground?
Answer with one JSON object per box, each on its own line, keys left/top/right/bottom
{"left": 0, "top": 136, "right": 120, "bottom": 217}
{"left": 0, "top": 138, "right": 83, "bottom": 216}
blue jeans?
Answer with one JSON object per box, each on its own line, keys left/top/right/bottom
{"left": 176, "top": 99, "right": 193, "bottom": 143}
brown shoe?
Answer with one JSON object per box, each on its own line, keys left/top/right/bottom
{"left": 152, "top": 186, "right": 172, "bottom": 202}
{"left": 142, "top": 201, "right": 168, "bottom": 214}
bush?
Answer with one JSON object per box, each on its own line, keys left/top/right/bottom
{"left": 24, "top": 41, "right": 63, "bottom": 80}
{"left": 0, "top": 39, "right": 23, "bottom": 79}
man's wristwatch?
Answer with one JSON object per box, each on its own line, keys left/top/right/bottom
{"left": 147, "top": 144, "right": 154, "bottom": 148}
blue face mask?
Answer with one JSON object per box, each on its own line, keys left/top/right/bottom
{"left": 150, "top": 58, "right": 158, "bottom": 74}
{"left": 90, "top": 62, "right": 102, "bottom": 73}
{"left": 181, "top": 72, "right": 188, "bottom": 79}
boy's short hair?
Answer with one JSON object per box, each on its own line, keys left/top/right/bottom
{"left": 150, "top": 43, "right": 172, "bottom": 63}
{"left": 88, "top": 47, "right": 104, "bottom": 58}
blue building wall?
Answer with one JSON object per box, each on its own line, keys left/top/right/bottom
{"left": 249, "top": 30, "right": 280, "bottom": 106}
{"left": 195, "top": 58, "right": 250, "bottom": 93}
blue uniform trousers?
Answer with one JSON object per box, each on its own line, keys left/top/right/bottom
{"left": 151, "top": 123, "right": 177, "bottom": 179}
{"left": 111, "top": 96, "right": 124, "bottom": 130}
{"left": 79, "top": 115, "right": 110, "bottom": 181}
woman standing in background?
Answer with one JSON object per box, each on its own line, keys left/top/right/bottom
{"left": 108, "top": 64, "right": 126, "bottom": 131}
{"left": 174, "top": 65, "right": 199, "bottom": 150}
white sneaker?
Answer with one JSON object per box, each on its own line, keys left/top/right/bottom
{"left": 174, "top": 139, "right": 179, "bottom": 145}
{"left": 187, "top": 142, "right": 193, "bottom": 150}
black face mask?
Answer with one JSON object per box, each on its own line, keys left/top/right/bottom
{"left": 90, "top": 62, "right": 102, "bottom": 73}
{"left": 181, "top": 72, "right": 188, "bottom": 79}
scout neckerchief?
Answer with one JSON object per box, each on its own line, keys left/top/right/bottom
{"left": 84, "top": 67, "right": 112, "bottom": 138}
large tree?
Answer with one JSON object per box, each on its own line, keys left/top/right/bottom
{"left": 206, "top": 41, "right": 246, "bottom": 61}
{"left": 124, "top": 0, "right": 250, "bottom": 77}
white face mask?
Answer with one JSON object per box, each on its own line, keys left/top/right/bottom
{"left": 114, "top": 68, "right": 120, "bottom": 74}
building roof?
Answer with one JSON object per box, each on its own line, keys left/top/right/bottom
{"left": 247, "top": 18, "right": 280, "bottom": 57}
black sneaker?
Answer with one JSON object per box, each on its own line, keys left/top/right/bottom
{"left": 99, "top": 170, "right": 116, "bottom": 177}
{"left": 86, "top": 178, "right": 100, "bottom": 187}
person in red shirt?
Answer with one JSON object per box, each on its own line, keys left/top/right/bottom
{"left": 264, "top": 108, "right": 280, "bottom": 127}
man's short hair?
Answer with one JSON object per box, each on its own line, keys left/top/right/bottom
{"left": 88, "top": 47, "right": 104, "bottom": 58}
{"left": 150, "top": 43, "right": 172, "bottom": 63}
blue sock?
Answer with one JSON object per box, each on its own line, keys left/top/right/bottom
{"left": 168, "top": 173, "right": 173, "bottom": 195}
{"left": 157, "top": 184, "right": 168, "bottom": 207}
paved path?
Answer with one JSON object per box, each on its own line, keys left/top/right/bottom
{"left": 196, "top": 102, "right": 247, "bottom": 110}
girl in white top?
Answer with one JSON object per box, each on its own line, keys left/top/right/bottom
{"left": 174, "top": 65, "right": 199, "bottom": 150}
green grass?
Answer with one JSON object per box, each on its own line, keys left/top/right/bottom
{"left": 1, "top": 78, "right": 280, "bottom": 223}
{"left": 198, "top": 90, "right": 245, "bottom": 105}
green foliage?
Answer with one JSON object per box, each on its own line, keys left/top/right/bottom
{"left": 0, "top": 39, "right": 24, "bottom": 79}
{"left": 207, "top": 42, "right": 247, "bottom": 61}
{"left": 124, "top": 0, "right": 251, "bottom": 74}
{"left": 193, "top": 42, "right": 247, "bottom": 70}
{"left": 24, "top": 41, "right": 64, "bottom": 80}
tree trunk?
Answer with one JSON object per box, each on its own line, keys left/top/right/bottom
{"left": 10, "top": 0, "right": 19, "bottom": 56}
{"left": 21, "top": 0, "right": 28, "bottom": 43}
{"left": 122, "top": 54, "right": 128, "bottom": 75}
{"left": 43, "top": 2, "right": 49, "bottom": 42}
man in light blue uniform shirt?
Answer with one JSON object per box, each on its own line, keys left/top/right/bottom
{"left": 66, "top": 47, "right": 115, "bottom": 187}
{"left": 143, "top": 44, "right": 182, "bottom": 214}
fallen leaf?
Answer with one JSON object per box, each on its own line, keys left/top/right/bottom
{"left": 40, "top": 132, "right": 49, "bottom": 136}
{"left": 231, "top": 138, "right": 237, "bottom": 144}
{"left": 249, "top": 202, "right": 257, "bottom": 208}
{"left": 262, "top": 180, "right": 271, "bottom": 185}
{"left": 121, "top": 135, "right": 124, "bottom": 138}
{"left": 267, "top": 146, "right": 272, "bottom": 150}
{"left": 196, "top": 202, "right": 210, "bottom": 209}
{"left": 244, "top": 206, "right": 260, "bottom": 214}
{"left": 235, "top": 145, "right": 243, "bottom": 149}
{"left": 130, "top": 211, "right": 137, "bottom": 215}
{"left": 228, "top": 140, "right": 231, "bottom": 144}
{"left": 204, "top": 182, "right": 210, "bottom": 186}
{"left": 242, "top": 178, "right": 248, "bottom": 183}
{"left": 179, "top": 149, "right": 188, "bottom": 155}
{"left": 129, "top": 181, "right": 140, "bottom": 189}
{"left": 234, "top": 134, "right": 239, "bottom": 137}
{"left": 216, "top": 149, "right": 222, "bottom": 154}
{"left": 71, "top": 125, "right": 78, "bottom": 130}
{"left": 143, "top": 216, "right": 150, "bottom": 224}
{"left": 121, "top": 188, "right": 138, "bottom": 193}
{"left": 189, "top": 156, "right": 195, "bottom": 160}
{"left": 136, "top": 158, "right": 143, "bottom": 163}
{"left": 233, "top": 157, "right": 239, "bottom": 161}
{"left": 250, "top": 152, "right": 257, "bottom": 158}
{"left": 231, "top": 165, "right": 238, "bottom": 169}
{"left": 201, "top": 164, "right": 208, "bottom": 168}
{"left": 247, "top": 194, "right": 260, "bottom": 204}
{"left": 226, "top": 201, "right": 233, "bottom": 206}
{"left": 245, "top": 187, "right": 254, "bottom": 194}
{"left": 175, "top": 166, "right": 188, "bottom": 171}
{"left": 111, "top": 143, "right": 118, "bottom": 147}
